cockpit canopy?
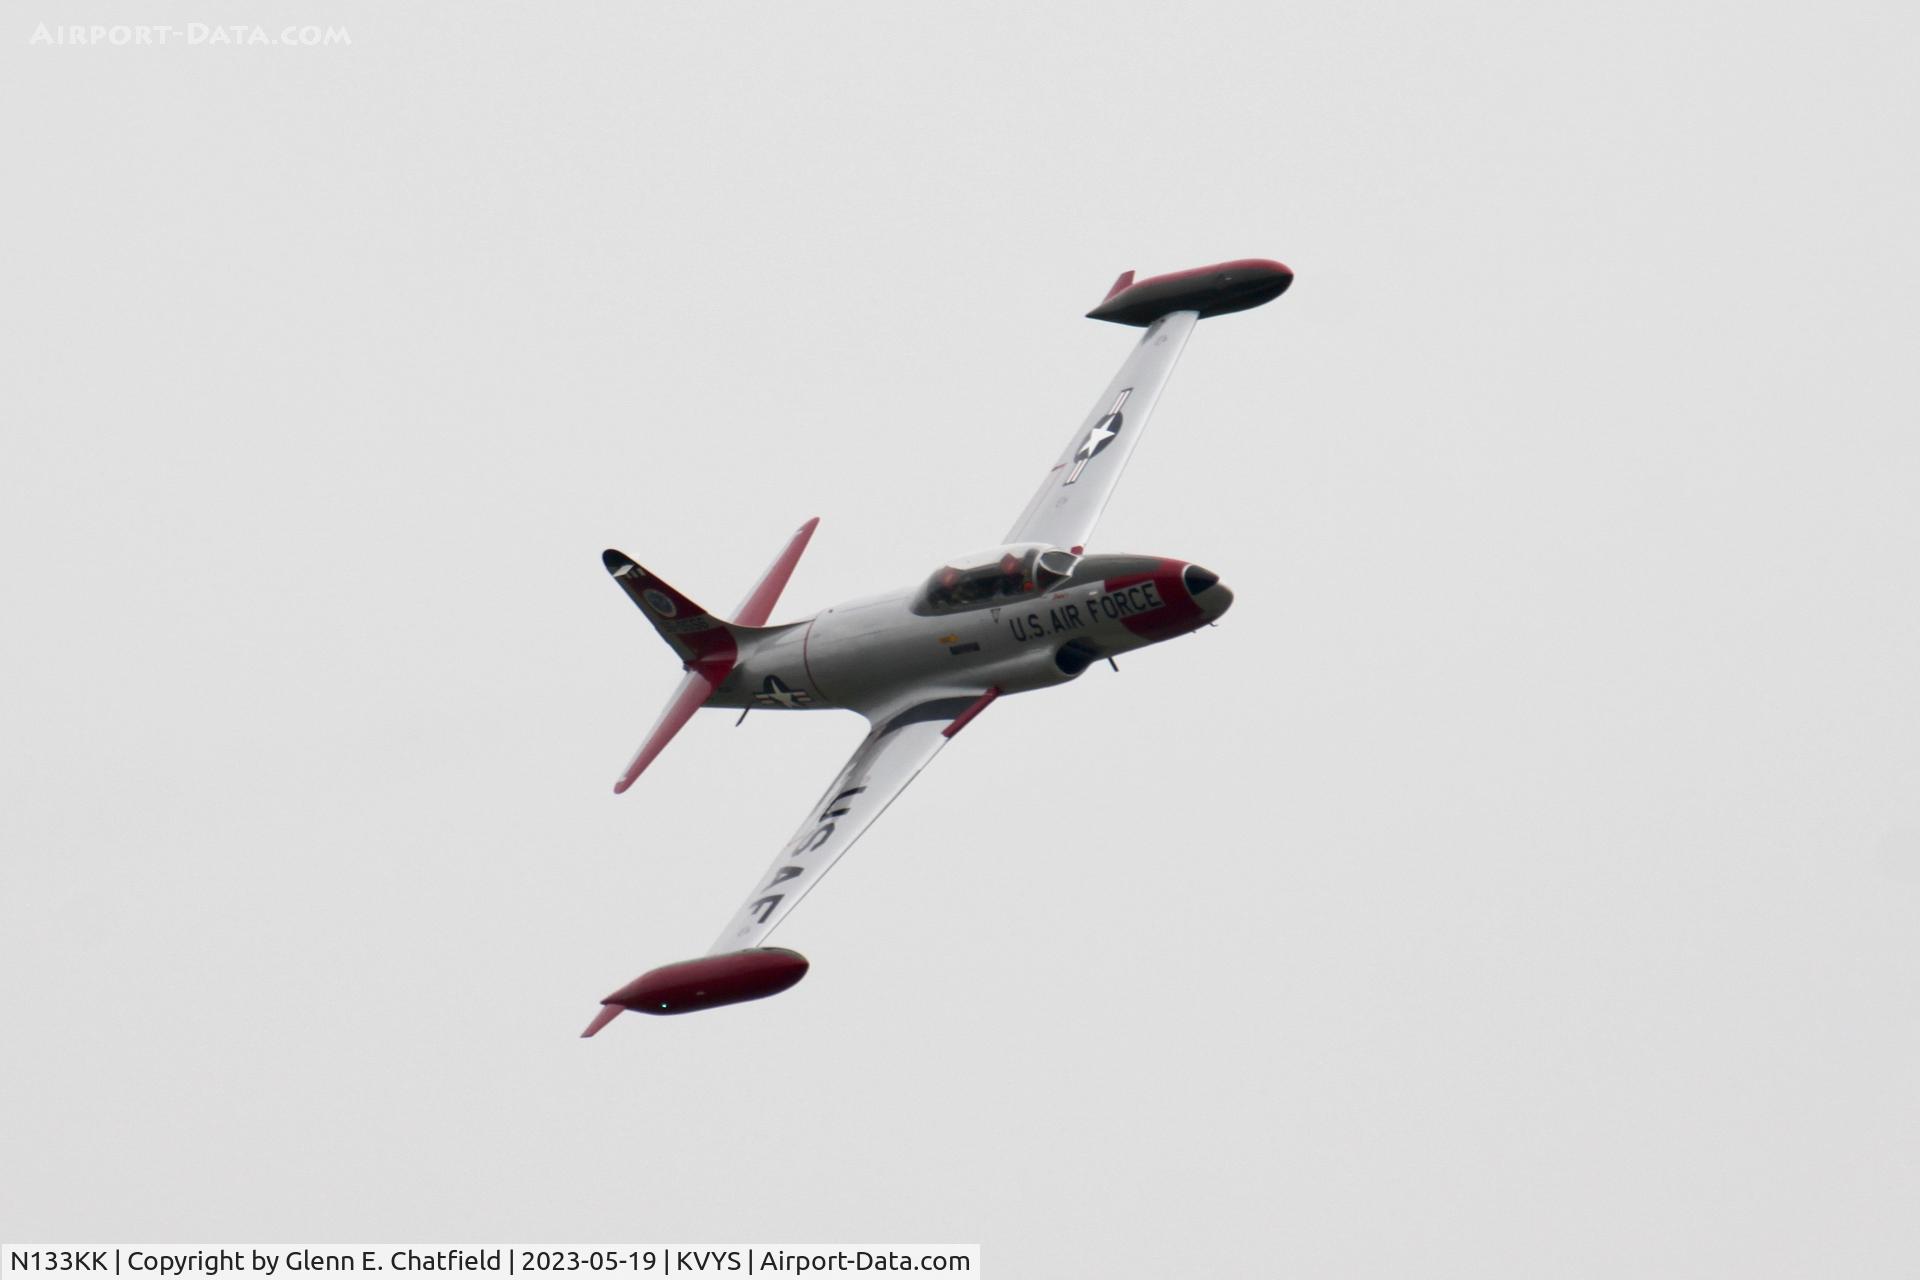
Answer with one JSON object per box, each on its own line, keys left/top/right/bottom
{"left": 916, "top": 543, "right": 1081, "bottom": 614}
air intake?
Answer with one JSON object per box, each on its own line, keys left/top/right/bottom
{"left": 1055, "top": 639, "right": 1103, "bottom": 676}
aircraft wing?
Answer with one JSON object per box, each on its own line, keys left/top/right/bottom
{"left": 707, "top": 691, "right": 994, "bottom": 954}
{"left": 1002, "top": 309, "right": 1200, "bottom": 551}
{"left": 1003, "top": 258, "right": 1293, "bottom": 552}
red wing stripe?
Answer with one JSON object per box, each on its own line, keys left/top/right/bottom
{"left": 942, "top": 687, "right": 1001, "bottom": 738}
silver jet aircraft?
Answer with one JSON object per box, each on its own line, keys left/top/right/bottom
{"left": 583, "top": 258, "right": 1293, "bottom": 1035}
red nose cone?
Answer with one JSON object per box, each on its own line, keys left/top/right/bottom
{"left": 602, "top": 947, "right": 809, "bottom": 1016}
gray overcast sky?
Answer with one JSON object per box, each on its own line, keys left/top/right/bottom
{"left": 4, "top": 1, "right": 1917, "bottom": 1273}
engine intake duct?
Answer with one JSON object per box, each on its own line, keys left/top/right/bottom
{"left": 1055, "top": 638, "right": 1105, "bottom": 676}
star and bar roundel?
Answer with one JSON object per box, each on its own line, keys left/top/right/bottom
{"left": 1064, "top": 387, "right": 1132, "bottom": 486}
{"left": 754, "top": 674, "right": 815, "bottom": 708}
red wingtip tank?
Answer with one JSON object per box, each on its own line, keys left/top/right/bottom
{"left": 581, "top": 947, "right": 810, "bottom": 1035}
{"left": 1086, "top": 258, "right": 1293, "bottom": 327}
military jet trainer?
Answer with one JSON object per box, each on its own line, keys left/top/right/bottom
{"left": 583, "top": 258, "right": 1294, "bottom": 1034}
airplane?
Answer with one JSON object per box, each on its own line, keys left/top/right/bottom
{"left": 582, "top": 258, "right": 1293, "bottom": 1036}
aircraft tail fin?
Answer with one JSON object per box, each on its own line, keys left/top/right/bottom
{"left": 603, "top": 518, "right": 820, "bottom": 794}
{"left": 602, "top": 550, "right": 740, "bottom": 676}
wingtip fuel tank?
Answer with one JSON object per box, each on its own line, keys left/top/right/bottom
{"left": 582, "top": 947, "right": 810, "bottom": 1034}
{"left": 1087, "top": 258, "right": 1293, "bottom": 326}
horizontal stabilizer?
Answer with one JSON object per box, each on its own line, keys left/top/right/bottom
{"left": 603, "top": 519, "right": 820, "bottom": 794}
{"left": 612, "top": 670, "right": 713, "bottom": 794}
{"left": 733, "top": 517, "right": 819, "bottom": 626}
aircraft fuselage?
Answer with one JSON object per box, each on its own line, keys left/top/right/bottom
{"left": 711, "top": 551, "right": 1233, "bottom": 715}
